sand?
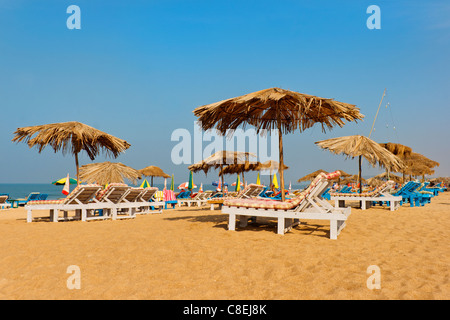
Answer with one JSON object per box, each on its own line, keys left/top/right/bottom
{"left": 0, "top": 192, "right": 449, "bottom": 300}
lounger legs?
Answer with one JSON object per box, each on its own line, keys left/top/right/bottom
{"left": 228, "top": 213, "right": 236, "bottom": 231}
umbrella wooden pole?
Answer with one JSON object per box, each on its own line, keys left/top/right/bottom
{"left": 278, "top": 123, "right": 286, "bottom": 202}
{"left": 358, "top": 155, "right": 362, "bottom": 194}
{"left": 151, "top": 176, "right": 154, "bottom": 187}
{"left": 221, "top": 164, "right": 224, "bottom": 192}
{"left": 75, "top": 152, "right": 80, "bottom": 186}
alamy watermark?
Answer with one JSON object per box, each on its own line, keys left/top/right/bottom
{"left": 367, "top": 5, "right": 381, "bottom": 30}
{"left": 66, "top": 265, "right": 81, "bottom": 289}
{"left": 170, "top": 122, "right": 280, "bottom": 174}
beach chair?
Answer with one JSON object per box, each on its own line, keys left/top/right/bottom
{"left": 0, "top": 195, "right": 11, "bottom": 209}
{"left": 116, "top": 187, "right": 147, "bottom": 218}
{"left": 207, "top": 184, "right": 265, "bottom": 210}
{"left": 176, "top": 191, "right": 191, "bottom": 199}
{"left": 178, "top": 191, "right": 213, "bottom": 207}
{"left": 25, "top": 184, "right": 102, "bottom": 222}
{"left": 393, "top": 181, "right": 431, "bottom": 207}
{"left": 222, "top": 171, "right": 351, "bottom": 239}
{"left": 17, "top": 192, "right": 41, "bottom": 206}
{"left": 94, "top": 183, "right": 132, "bottom": 220}
{"left": 330, "top": 180, "right": 402, "bottom": 211}
{"left": 137, "top": 187, "right": 164, "bottom": 214}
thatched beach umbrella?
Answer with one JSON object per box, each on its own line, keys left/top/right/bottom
{"left": 194, "top": 87, "right": 363, "bottom": 201}
{"left": 79, "top": 161, "right": 141, "bottom": 185}
{"left": 372, "top": 171, "right": 402, "bottom": 183}
{"left": 12, "top": 121, "right": 131, "bottom": 185}
{"left": 399, "top": 152, "right": 439, "bottom": 182}
{"left": 297, "top": 169, "right": 327, "bottom": 183}
{"left": 219, "top": 161, "right": 261, "bottom": 185}
{"left": 379, "top": 142, "right": 412, "bottom": 181}
{"left": 315, "top": 135, "right": 404, "bottom": 193}
{"left": 139, "top": 165, "right": 170, "bottom": 187}
{"left": 188, "top": 150, "right": 256, "bottom": 188}
{"left": 341, "top": 174, "right": 367, "bottom": 185}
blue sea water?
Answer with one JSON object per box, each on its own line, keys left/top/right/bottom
{"left": 0, "top": 182, "right": 308, "bottom": 200}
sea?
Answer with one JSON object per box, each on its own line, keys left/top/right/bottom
{"left": 0, "top": 182, "right": 309, "bottom": 200}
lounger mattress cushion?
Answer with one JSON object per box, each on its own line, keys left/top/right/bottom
{"left": 224, "top": 171, "right": 341, "bottom": 209}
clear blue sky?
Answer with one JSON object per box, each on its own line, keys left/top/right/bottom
{"left": 0, "top": 0, "right": 449, "bottom": 184}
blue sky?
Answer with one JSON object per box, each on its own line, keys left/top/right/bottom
{"left": 0, "top": 0, "right": 449, "bottom": 184}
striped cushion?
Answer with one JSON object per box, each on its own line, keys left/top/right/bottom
{"left": 330, "top": 180, "right": 393, "bottom": 197}
{"left": 224, "top": 171, "right": 340, "bottom": 210}
{"left": 96, "top": 183, "right": 128, "bottom": 201}
{"left": 28, "top": 199, "right": 65, "bottom": 205}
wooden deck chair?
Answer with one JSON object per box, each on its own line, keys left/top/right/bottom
{"left": 178, "top": 190, "right": 213, "bottom": 207}
{"left": 116, "top": 187, "right": 146, "bottom": 218}
{"left": 95, "top": 183, "right": 131, "bottom": 220}
{"left": 222, "top": 171, "right": 351, "bottom": 239}
{"left": 138, "top": 187, "right": 164, "bottom": 214}
{"left": 207, "top": 184, "right": 265, "bottom": 210}
{"left": 330, "top": 180, "right": 402, "bottom": 211}
{"left": 25, "top": 184, "right": 102, "bottom": 222}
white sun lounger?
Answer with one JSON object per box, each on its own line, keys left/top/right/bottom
{"left": 208, "top": 184, "right": 265, "bottom": 210}
{"left": 222, "top": 171, "right": 351, "bottom": 239}
{"left": 178, "top": 191, "right": 213, "bottom": 207}
{"left": 330, "top": 180, "right": 402, "bottom": 211}
{"left": 93, "top": 183, "right": 133, "bottom": 220}
{"left": 25, "top": 184, "right": 103, "bottom": 222}
{"left": 136, "top": 187, "right": 164, "bottom": 214}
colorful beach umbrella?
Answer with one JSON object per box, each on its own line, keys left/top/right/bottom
{"left": 140, "top": 179, "right": 151, "bottom": 188}
{"left": 272, "top": 174, "right": 279, "bottom": 189}
{"left": 199, "top": 183, "right": 203, "bottom": 193}
{"left": 235, "top": 175, "right": 241, "bottom": 192}
{"left": 170, "top": 174, "right": 175, "bottom": 191}
{"left": 52, "top": 176, "right": 78, "bottom": 185}
{"left": 178, "top": 182, "right": 197, "bottom": 190}
{"left": 62, "top": 173, "right": 71, "bottom": 195}
{"left": 188, "top": 171, "right": 194, "bottom": 190}
{"left": 256, "top": 172, "right": 261, "bottom": 185}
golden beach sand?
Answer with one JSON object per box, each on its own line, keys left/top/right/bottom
{"left": 0, "top": 192, "right": 449, "bottom": 300}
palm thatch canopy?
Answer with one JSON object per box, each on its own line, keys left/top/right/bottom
{"left": 315, "top": 135, "right": 403, "bottom": 193}
{"left": 188, "top": 150, "right": 256, "bottom": 187}
{"left": 297, "top": 169, "right": 327, "bottom": 182}
{"left": 139, "top": 165, "right": 170, "bottom": 187}
{"left": 366, "top": 177, "right": 384, "bottom": 187}
{"left": 188, "top": 151, "right": 256, "bottom": 175}
{"left": 397, "top": 152, "right": 439, "bottom": 181}
{"left": 139, "top": 166, "right": 170, "bottom": 178}
{"left": 79, "top": 161, "right": 141, "bottom": 185}
{"left": 193, "top": 87, "right": 363, "bottom": 201}
{"left": 219, "top": 162, "right": 261, "bottom": 176}
{"left": 341, "top": 174, "right": 367, "bottom": 185}
{"left": 372, "top": 172, "right": 402, "bottom": 183}
{"left": 193, "top": 88, "right": 364, "bottom": 134}
{"left": 379, "top": 142, "right": 412, "bottom": 158}
{"left": 12, "top": 121, "right": 131, "bottom": 184}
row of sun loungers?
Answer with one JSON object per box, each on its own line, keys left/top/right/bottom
{"left": 25, "top": 183, "right": 164, "bottom": 223}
